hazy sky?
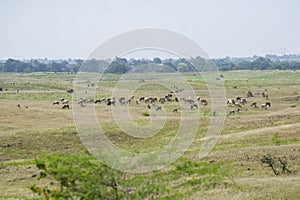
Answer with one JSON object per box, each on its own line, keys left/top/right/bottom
{"left": 0, "top": 0, "right": 299, "bottom": 59}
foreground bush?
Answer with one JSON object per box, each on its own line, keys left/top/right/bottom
{"left": 31, "top": 155, "right": 235, "bottom": 199}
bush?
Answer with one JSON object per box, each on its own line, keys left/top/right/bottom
{"left": 31, "top": 154, "right": 120, "bottom": 199}
{"left": 142, "top": 112, "right": 150, "bottom": 116}
{"left": 30, "top": 154, "right": 164, "bottom": 199}
{"left": 260, "top": 154, "right": 291, "bottom": 176}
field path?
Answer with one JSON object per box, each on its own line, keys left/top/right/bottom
{"left": 220, "top": 122, "right": 300, "bottom": 139}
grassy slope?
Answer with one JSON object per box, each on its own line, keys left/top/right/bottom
{"left": 0, "top": 71, "right": 299, "bottom": 199}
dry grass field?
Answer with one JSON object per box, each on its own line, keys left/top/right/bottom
{"left": 0, "top": 70, "right": 299, "bottom": 199}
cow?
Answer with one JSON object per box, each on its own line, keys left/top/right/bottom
{"left": 52, "top": 101, "right": 59, "bottom": 105}
{"left": 201, "top": 99, "right": 208, "bottom": 106}
{"left": 66, "top": 89, "right": 74, "bottom": 93}
{"left": 173, "top": 109, "right": 178, "bottom": 112}
{"left": 62, "top": 100, "right": 69, "bottom": 104}
{"left": 266, "top": 102, "right": 271, "bottom": 107}
{"left": 156, "top": 106, "right": 162, "bottom": 111}
{"left": 227, "top": 99, "right": 236, "bottom": 105}
{"left": 159, "top": 98, "right": 165, "bottom": 104}
{"left": 107, "top": 98, "right": 115, "bottom": 106}
{"left": 119, "top": 97, "right": 126, "bottom": 105}
{"left": 62, "top": 104, "right": 70, "bottom": 109}
{"left": 229, "top": 109, "right": 235, "bottom": 115}
{"left": 250, "top": 102, "right": 257, "bottom": 108}
{"left": 94, "top": 99, "right": 101, "bottom": 104}
{"left": 241, "top": 98, "right": 247, "bottom": 105}
{"left": 191, "top": 104, "right": 198, "bottom": 110}
{"left": 185, "top": 99, "right": 194, "bottom": 104}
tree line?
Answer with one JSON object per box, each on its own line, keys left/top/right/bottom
{"left": 0, "top": 55, "right": 300, "bottom": 73}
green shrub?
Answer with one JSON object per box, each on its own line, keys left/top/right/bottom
{"left": 141, "top": 112, "right": 150, "bottom": 116}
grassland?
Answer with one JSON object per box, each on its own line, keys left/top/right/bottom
{"left": 0, "top": 70, "right": 299, "bottom": 199}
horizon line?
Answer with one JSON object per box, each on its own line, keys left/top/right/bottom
{"left": 1, "top": 53, "right": 300, "bottom": 61}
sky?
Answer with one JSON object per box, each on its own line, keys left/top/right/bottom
{"left": 0, "top": 0, "right": 299, "bottom": 59}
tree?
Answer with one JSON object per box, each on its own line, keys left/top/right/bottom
{"left": 260, "top": 154, "right": 278, "bottom": 176}
{"left": 51, "top": 62, "right": 63, "bottom": 72}
{"left": 153, "top": 57, "right": 162, "bottom": 64}
{"left": 105, "top": 58, "right": 131, "bottom": 74}
{"left": 177, "top": 63, "right": 188, "bottom": 72}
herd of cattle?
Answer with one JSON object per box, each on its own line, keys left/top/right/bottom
{"left": 51, "top": 92, "right": 272, "bottom": 115}
{"left": 226, "top": 96, "right": 271, "bottom": 115}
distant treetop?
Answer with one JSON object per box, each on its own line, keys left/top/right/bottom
{"left": 0, "top": 54, "right": 299, "bottom": 73}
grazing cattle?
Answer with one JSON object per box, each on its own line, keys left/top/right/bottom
{"left": 145, "top": 97, "right": 156, "bottom": 103}
{"left": 130, "top": 95, "right": 135, "bottom": 99}
{"left": 175, "top": 97, "right": 179, "bottom": 102}
{"left": 266, "top": 102, "right": 271, "bottom": 107}
{"left": 78, "top": 98, "right": 87, "bottom": 104}
{"left": 190, "top": 104, "right": 198, "bottom": 110}
{"left": 87, "top": 99, "right": 94, "bottom": 104}
{"left": 229, "top": 109, "right": 235, "bottom": 115}
{"left": 147, "top": 104, "right": 151, "bottom": 109}
{"left": 107, "top": 98, "right": 115, "bottom": 106}
{"left": 62, "top": 100, "right": 69, "bottom": 104}
{"left": 62, "top": 104, "right": 70, "bottom": 109}
{"left": 167, "top": 98, "right": 173, "bottom": 102}
{"left": 166, "top": 93, "right": 172, "bottom": 98}
{"left": 159, "top": 98, "right": 165, "bottom": 104}
{"left": 227, "top": 99, "right": 236, "bottom": 105}
{"left": 196, "top": 96, "right": 201, "bottom": 101}
{"left": 101, "top": 98, "right": 106, "bottom": 103}
{"left": 52, "top": 101, "right": 60, "bottom": 105}
{"left": 236, "top": 96, "right": 242, "bottom": 102}
{"left": 119, "top": 97, "right": 126, "bottom": 105}
{"left": 94, "top": 99, "right": 101, "bottom": 104}
{"left": 17, "top": 104, "right": 21, "bottom": 108}
{"left": 201, "top": 99, "right": 208, "bottom": 106}
{"left": 135, "top": 100, "right": 139, "bottom": 105}
{"left": 156, "top": 106, "right": 162, "bottom": 111}
{"left": 241, "top": 98, "right": 247, "bottom": 105}
{"left": 185, "top": 99, "right": 194, "bottom": 104}
{"left": 145, "top": 97, "right": 150, "bottom": 103}
{"left": 261, "top": 104, "right": 267, "bottom": 109}
{"left": 173, "top": 109, "right": 178, "bottom": 112}
{"left": 144, "top": 97, "right": 157, "bottom": 103}
{"left": 250, "top": 102, "right": 257, "bottom": 108}
{"left": 139, "top": 97, "right": 145, "bottom": 101}
{"left": 66, "top": 89, "right": 74, "bottom": 93}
